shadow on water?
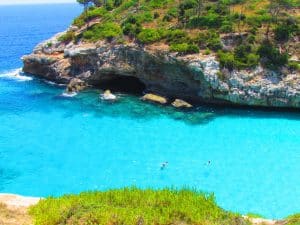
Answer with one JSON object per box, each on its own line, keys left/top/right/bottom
{"left": 2, "top": 77, "right": 300, "bottom": 125}
{"left": 72, "top": 90, "right": 217, "bottom": 125}
{"left": 56, "top": 88, "right": 300, "bottom": 125}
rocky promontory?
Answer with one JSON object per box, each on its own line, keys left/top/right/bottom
{"left": 22, "top": 30, "right": 300, "bottom": 109}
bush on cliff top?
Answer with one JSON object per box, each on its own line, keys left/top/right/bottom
{"left": 83, "top": 22, "right": 122, "bottom": 41}
{"left": 58, "top": 31, "right": 75, "bottom": 43}
{"left": 30, "top": 188, "right": 248, "bottom": 225}
{"left": 72, "top": 0, "right": 299, "bottom": 70}
{"left": 137, "top": 28, "right": 162, "bottom": 43}
{"left": 170, "top": 43, "right": 199, "bottom": 55}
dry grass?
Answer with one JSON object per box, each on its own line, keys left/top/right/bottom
{"left": 0, "top": 203, "right": 32, "bottom": 225}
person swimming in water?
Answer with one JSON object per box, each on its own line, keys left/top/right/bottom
{"left": 160, "top": 161, "right": 168, "bottom": 170}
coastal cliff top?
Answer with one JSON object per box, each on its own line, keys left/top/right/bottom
{"left": 57, "top": 0, "right": 299, "bottom": 73}
{"left": 0, "top": 190, "right": 299, "bottom": 225}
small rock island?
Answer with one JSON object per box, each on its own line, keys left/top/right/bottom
{"left": 22, "top": 0, "right": 299, "bottom": 108}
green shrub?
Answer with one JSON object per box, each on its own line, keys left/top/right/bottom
{"left": 246, "top": 34, "right": 256, "bottom": 44}
{"left": 288, "top": 61, "right": 300, "bottom": 71}
{"left": 285, "top": 213, "right": 300, "bottom": 225}
{"left": 72, "top": 16, "right": 85, "bottom": 28}
{"left": 207, "top": 38, "right": 223, "bottom": 51}
{"left": 30, "top": 188, "right": 246, "bottom": 225}
{"left": 246, "top": 213, "right": 265, "bottom": 219}
{"left": 218, "top": 51, "right": 235, "bottom": 70}
{"left": 188, "top": 13, "right": 223, "bottom": 29}
{"left": 83, "top": 22, "right": 122, "bottom": 41}
{"left": 148, "top": 0, "right": 171, "bottom": 8}
{"left": 163, "top": 7, "right": 178, "bottom": 21}
{"left": 46, "top": 42, "right": 52, "bottom": 48}
{"left": 257, "top": 41, "right": 288, "bottom": 69}
{"left": 218, "top": 44, "right": 259, "bottom": 70}
{"left": 220, "top": 21, "right": 233, "bottom": 33}
{"left": 245, "top": 16, "right": 263, "bottom": 28}
{"left": 104, "top": 0, "right": 114, "bottom": 10}
{"left": 58, "top": 31, "right": 75, "bottom": 43}
{"left": 113, "top": 0, "right": 123, "bottom": 7}
{"left": 246, "top": 53, "right": 260, "bottom": 68}
{"left": 138, "top": 11, "right": 154, "bottom": 23}
{"left": 166, "top": 29, "right": 189, "bottom": 44}
{"left": 195, "top": 30, "right": 222, "bottom": 51}
{"left": 86, "top": 7, "right": 108, "bottom": 20}
{"left": 204, "top": 48, "right": 211, "bottom": 55}
{"left": 170, "top": 43, "right": 199, "bottom": 54}
{"left": 137, "top": 28, "right": 162, "bottom": 43}
{"left": 274, "top": 20, "right": 299, "bottom": 42}
{"left": 122, "top": 22, "right": 142, "bottom": 37}
{"left": 179, "top": 0, "right": 197, "bottom": 10}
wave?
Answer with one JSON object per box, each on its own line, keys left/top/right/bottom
{"left": 61, "top": 92, "right": 77, "bottom": 97}
{"left": 44, "top": 80, "right": 66, "bottom": 87}
{"left": 0, "top": 68, "right": 33, "bottom": 81}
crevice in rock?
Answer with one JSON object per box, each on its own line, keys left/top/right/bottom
{"left": 93, "top": 74, "right": 146, "bottom": 95}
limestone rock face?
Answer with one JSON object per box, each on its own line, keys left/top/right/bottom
{"left": 142, "top": 93, "right": 168, "bottom": 104}
{"left": 22, "top": 34, "right": 300, "bottom": 108}
{"left": 172, "top": 99, "right": 193, "bottom": 108}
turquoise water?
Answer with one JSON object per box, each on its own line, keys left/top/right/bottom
{"left": 0, "top": 4, "right": 300, "bottom": 219}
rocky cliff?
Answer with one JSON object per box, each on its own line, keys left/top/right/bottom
{"left": 22, "top": 30, "right": 300, "bottom": 108}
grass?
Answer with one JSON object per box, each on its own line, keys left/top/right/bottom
{"left": 29, "top": 188, "right": 250, "bottom": 225}
{"left": 286, "top": 214, "right": 300, "bottom": 225}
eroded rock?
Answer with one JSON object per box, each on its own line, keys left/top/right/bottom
{"left": 142, "top": 93, "right": 167, "bottom": 104}
{"left": 101, "top": 90, "right": 117, "bottom": 100}
{"left": 22, "top": 35, "right": 300, "bottom": 109}
{"left": 172, "top": 99, "right": 193, "bottom": 108}
{"left": 66, "top": 78, "right": 87, "bottom": 93}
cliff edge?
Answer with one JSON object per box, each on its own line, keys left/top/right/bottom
{"left": 22, "top": 0, "right": 300, "bottom": 108}
{"left": 22, "top": 32, "right": 300, "bottom": 108}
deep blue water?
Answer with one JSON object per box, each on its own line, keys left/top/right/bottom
{"left": 0, "top": 4, "right": 299, "bottom": 219}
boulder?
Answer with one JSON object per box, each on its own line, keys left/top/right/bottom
{"left": 142, "top": 93, "right": 167, "bottom": 104}
{"left": 101, "top": 90, "right": 117, "bottom": 100}
{"left": 171, "top": 99, "right": 193, "bottom": 108}
{"left": 66, "top": 78, "right": 86, "bottom": 93}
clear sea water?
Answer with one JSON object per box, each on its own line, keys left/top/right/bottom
{"left": 0, "top": 3, "right": 299, "bottom": 219}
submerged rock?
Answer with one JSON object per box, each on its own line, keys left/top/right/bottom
{"left": 171, "top": 99, "right": 193, "bottom": 108}
{"left": 142, "top": 93, "right": 167, "bottom": 104}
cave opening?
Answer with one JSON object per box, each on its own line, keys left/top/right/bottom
{"left": 95, "top": 75, "right": 146, "bottom": 95}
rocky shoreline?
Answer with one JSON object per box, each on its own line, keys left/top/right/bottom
{"left": 22, "top": 29, "right": 300, "bottom": 109}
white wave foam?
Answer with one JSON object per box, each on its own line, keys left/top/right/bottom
{"left": 44, "top": 80, "right": 56, "bottom": 85}
{"left": 61, "top": 92, "right": 77, "bottom": 97}
{"left": 0, "top": 68, "right": 33, "bottom": 81}
{"left": 43, "top": 80, "right": 66, "bottom": 87}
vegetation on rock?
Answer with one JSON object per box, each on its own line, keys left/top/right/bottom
{"left": 30, "top": 188, "right": 249, "bottom": 225}
{"left": 27, "top": 188, "right": 300, "bottom": 225}
{"left": 70, "top": 0, "right": 299, "bottom": 71}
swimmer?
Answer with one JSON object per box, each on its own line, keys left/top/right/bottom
{"left": 205, "top": 160, "right": 211, "bottom": 166}
{"left": 160, "top": 161, "right": 168, "bottom": 170}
